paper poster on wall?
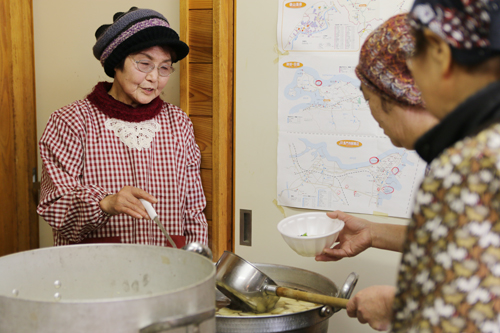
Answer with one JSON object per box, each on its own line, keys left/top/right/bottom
{"left": 277, "top": 0, "right": 413, "bottom": 53}
{"left": 276, "top": 49, "right": 426, "bottom": 217}
{"left": 278, "top": 54, "right": 382, "bottom": 136}
{"left": 277, "top": 132, "right": 426, "bottom": 217}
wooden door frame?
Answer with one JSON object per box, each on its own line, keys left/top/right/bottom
{"left": 0, "top": 0, "right": 39, "bottom": 256}
{"left": 180, "top": 0, "right": 234, "bottom": 260}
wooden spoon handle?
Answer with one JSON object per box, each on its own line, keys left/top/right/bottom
{"left": 276, "top": 286, "right": 348, "bottom": 308}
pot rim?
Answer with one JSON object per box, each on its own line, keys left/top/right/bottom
{"left": 0, "top": 244, "right": 216, "bottom": 303}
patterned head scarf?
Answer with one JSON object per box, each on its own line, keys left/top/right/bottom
{"left": 355, "top": 14, "right": 424, "bottom": 108}
{"left": 409, "top": 0, "right": 500, "bottom": 64}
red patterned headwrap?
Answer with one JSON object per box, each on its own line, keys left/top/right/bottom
{"left": 355, "top": 14, "right": 424, "bottom": 108}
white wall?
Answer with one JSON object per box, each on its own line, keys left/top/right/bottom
{"left": 33, "top": 0, "right": 181, "bottom": 247}
{"left": 234, "top": 1, "right": 409, "bottom": 332}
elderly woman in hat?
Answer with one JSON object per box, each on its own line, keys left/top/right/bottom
{"left": 37, "top": 7, "right": 207, "bottom": 248}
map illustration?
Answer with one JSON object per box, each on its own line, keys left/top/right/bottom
{"left": 278, "top": 135, "right": 425, "bottom": 217}
{"left": 277, "top": 54, "right": 426, "bottom": 217}
{"left": 278, "top": 0, "right": 413, "bottom": 52}
{"left": 281, "top": 64, "right": 380, "bottom": 135}
{"left": 277, "top": 1, "right": 424, "bottom": 217}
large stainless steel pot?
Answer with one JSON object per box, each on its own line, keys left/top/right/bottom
{"left": 0, "top": 244, "right": 216, "bottom": 333}
{"left": 216, "top": 263, "right": 357, "bottom": 333}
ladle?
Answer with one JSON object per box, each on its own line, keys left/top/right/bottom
{"left": 215, "top": 251, "right": 355, "bottom": 313}
{"left": 140, "top": 199, "right": 177, "bottom": 248}
{"left": 182, "top": 242, "right": 213, "bottom": 260}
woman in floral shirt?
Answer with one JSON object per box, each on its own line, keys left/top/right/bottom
{"left": 392, "top": 0, "right": 500, "bottom": 331}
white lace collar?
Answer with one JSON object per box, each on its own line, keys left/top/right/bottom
{"left": 105, "top": 118, "right": 161, "bottom": 151}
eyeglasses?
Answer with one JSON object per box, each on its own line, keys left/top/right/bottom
{"left": 131, "top": 57, "right": 175, "bottom": 77}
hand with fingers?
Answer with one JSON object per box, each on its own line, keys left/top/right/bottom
{"left": 346, "top": 285, "right": 395, "bottom": 331}
{"left": 315, "top": 211, "right": 374, "bottom": 262}
{"left": 99, "top": 186, "right": 157, "bottom": 220}
{"left": 315, "top": 210, "right": 407, "bottom": 262}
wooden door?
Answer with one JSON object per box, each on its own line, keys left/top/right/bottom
{"left": 180, "top": 0, "right": 234, "bottom": 260}
{"left": 0, "top": 0, "right": 39, "bottom": 256}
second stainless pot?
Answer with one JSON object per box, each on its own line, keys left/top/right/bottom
{"left": 216, "top": 251, "right": 350, "bottom": 312}
{"left": 216, "top": 263, "right": 358, "bottom": 333}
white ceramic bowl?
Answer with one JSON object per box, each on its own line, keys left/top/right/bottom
{"left": 277, "top": 212, "right": 345, "bottom": 257}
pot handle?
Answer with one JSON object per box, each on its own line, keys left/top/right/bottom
{"left": 140, "top": 308, "right": 215, "bottom": 333}
{"left": 333, "top": 272, "right": 359, "bottom": 313}
{"left": 272, "top": 286, "right": 348, "bottom": 308}
{"left": 336, "top": 272, "right": 359, "bottom": 300}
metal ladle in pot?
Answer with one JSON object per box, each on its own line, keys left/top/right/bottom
{"left": 215, "top": 251, "right": 352, "bottom": 313}
{"left": 182, "top": 242, "right": 213, "bottom": 260}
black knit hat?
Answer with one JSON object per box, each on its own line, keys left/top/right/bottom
{"left": 93, "top": 7, "right": 189, "bottom": 78}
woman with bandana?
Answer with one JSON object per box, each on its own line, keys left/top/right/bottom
{"left": 37, "top": 7, "right": 208, "bottom": 248}
{"left": 315, "top": 13, "right": 439, "bottom": 331}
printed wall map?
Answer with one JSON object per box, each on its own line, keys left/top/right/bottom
{"left": 277, "top": 1, "right": 425, "bottom": 217}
